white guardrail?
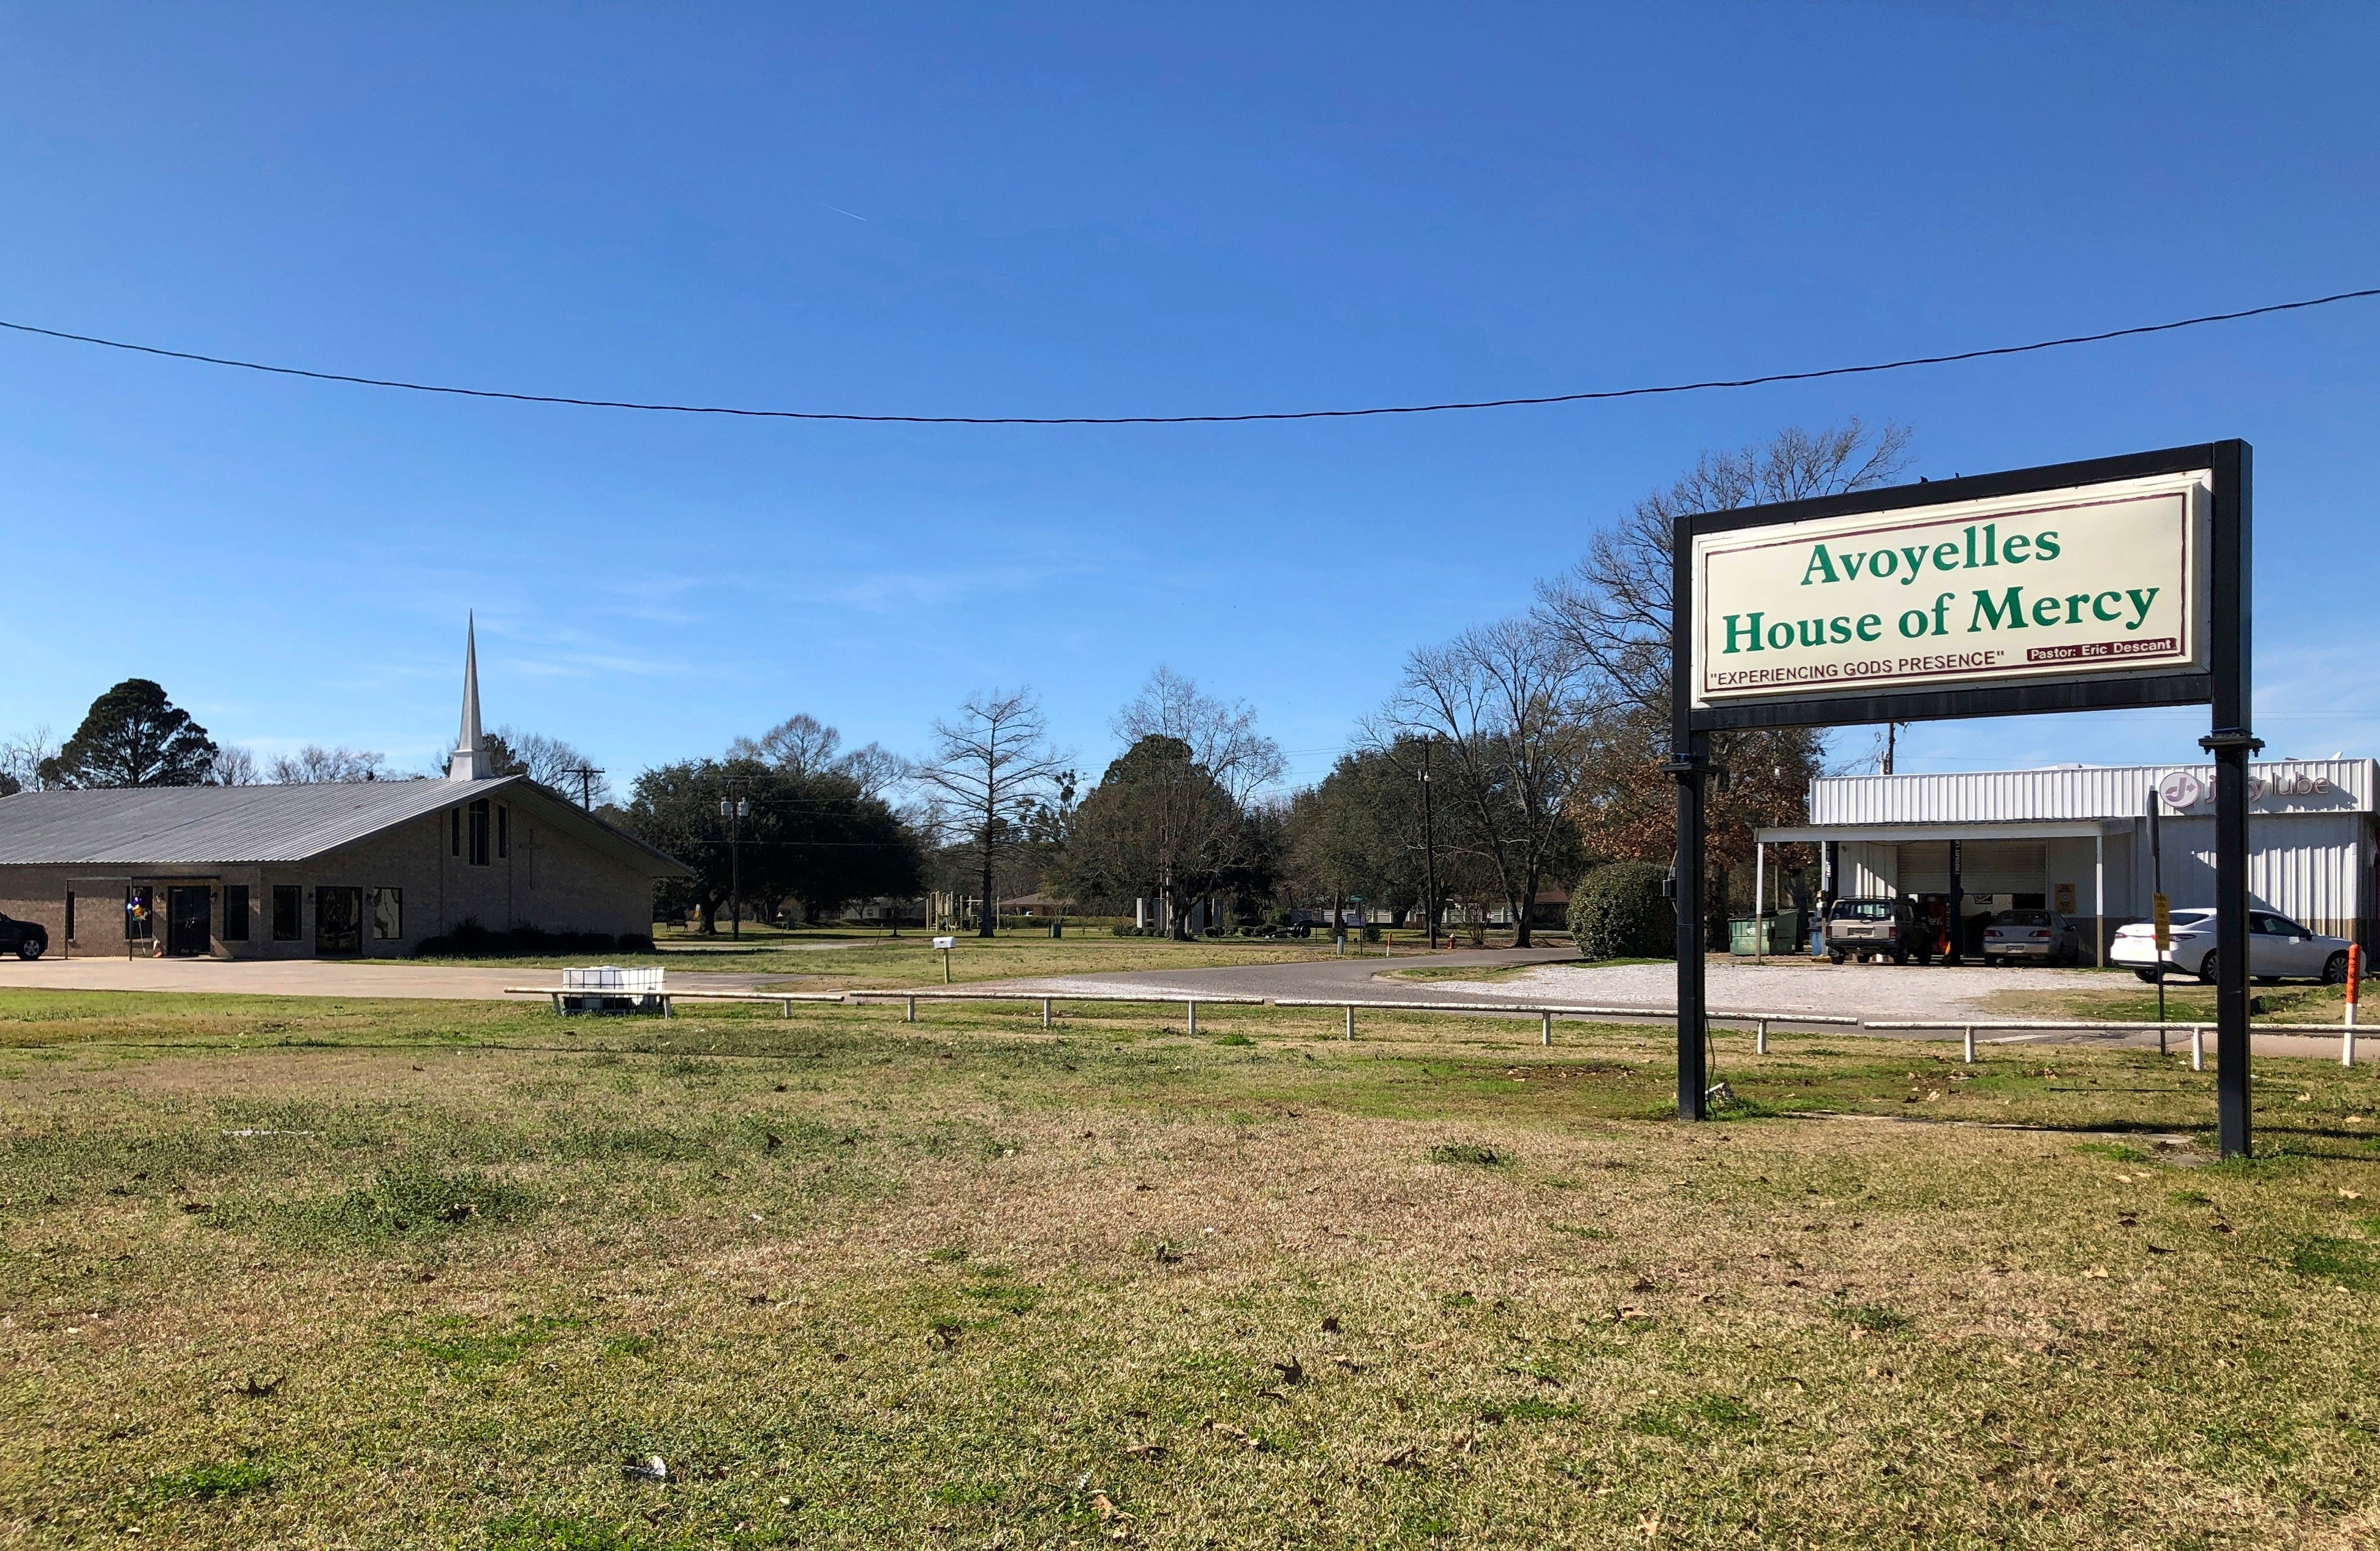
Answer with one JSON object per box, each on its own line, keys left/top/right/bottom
{"left": 503, "top": 974, "right": 2367, "bottom": 1064}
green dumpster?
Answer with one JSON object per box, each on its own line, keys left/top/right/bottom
{"left": 1727, "top": 916, "right": 1780, "bottom": 955}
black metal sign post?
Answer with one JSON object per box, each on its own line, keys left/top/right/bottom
{"left": 1669, "top": 442, "right": 2254, "bottom": 1154}
{"left": 2202, "top": 440, "right": 2256, "bottom": 1158}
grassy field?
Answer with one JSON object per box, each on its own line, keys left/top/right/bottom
{"left": 6, "top": 989, "right": 2380, "bottom": 1549}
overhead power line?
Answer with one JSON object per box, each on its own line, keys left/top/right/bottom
{"left": 1, "top": 285, "right": 2374, "bottom": 426}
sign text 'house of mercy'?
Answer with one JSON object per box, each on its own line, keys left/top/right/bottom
{"left": 1690, "top": 471, "right": 2210, "bottom": 707}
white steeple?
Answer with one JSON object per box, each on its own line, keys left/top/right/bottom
{"left": 447, "top": 614, "right": 492, "bottom": 782}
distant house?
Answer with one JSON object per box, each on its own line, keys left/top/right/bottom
{"left": 0, "top": 624, "right": 688, "bottom": 959}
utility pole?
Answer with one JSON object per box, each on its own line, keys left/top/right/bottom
{"left": 1420, "top": 739, "right": 1440, "bottom": 951}
{"left": 719, "top": 788, "right": 750, "bottom": 938}
{"left": 560, "top": 765, "right": 604, "bottom": 811}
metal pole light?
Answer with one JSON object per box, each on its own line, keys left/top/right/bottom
{"left": 720, "top": 793, "right": 750, "bottom": 938}
{"left": 1420, "top": 741, "right": 1440, "bottom": 951}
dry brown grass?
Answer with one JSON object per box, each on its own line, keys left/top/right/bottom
{"left": 3, "top": 992, "right": 2379, "bottom": 1548}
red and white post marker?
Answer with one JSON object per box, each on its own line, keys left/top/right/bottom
{"left": 2344, "top": 942, "right": 2362, "bottom": 1068}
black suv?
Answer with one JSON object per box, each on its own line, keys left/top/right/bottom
{"left": 0, "top": 913, "right": 48, "bottom": 960}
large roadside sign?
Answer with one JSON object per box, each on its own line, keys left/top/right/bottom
{"left": 1693, "top": 471, "right": 2208, "bottom": 708}
{"left": 1666, "top": 442, "right": 2258, "bottom": 1160}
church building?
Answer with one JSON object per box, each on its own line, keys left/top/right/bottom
{"left": 0, "top": 624, "right": 687, "bottom": 958}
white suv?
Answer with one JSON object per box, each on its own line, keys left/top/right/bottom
{"left": 2109, "top": 908, "right": 2352, "bottom": 986}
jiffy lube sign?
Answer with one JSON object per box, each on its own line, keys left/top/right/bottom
{"left": 1691, "top": 471, "right": 2208, "bottom": 706}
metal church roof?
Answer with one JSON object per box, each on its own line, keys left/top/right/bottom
{"left": 0, "top": 776, "right": 688, "bottom": 875}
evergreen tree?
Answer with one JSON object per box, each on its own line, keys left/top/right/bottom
{"left": 40, "top": 680, "right": 219, "bottom": 788}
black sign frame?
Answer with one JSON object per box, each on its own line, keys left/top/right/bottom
{"left": 1668, "top": 441, "right": 2256, "bottom": 1157}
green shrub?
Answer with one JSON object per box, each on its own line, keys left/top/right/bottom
{"left": 1566, "top": 862, "right": 1672, "bottom": 960}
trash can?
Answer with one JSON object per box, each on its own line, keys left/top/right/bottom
{"left": 1047, "top": 921, "right": 1063, "bottom": 939}
{"left": 1727, "top": 915, "right": 1785, "bottom": 956}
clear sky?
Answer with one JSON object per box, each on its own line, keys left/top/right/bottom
{"left": 1, "top": 2, "right": 2374, "bottom": 793}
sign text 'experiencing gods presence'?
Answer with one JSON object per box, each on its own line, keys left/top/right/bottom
{"left": 1690, "top": 472, "right": 2209, "bottom": 706}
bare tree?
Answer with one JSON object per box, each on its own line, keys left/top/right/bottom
{"left": 1114, "top": 666, "right": 1286, "bottom": 804}
{"left": 270, "top": 745, "right": 390, "bottom": 783}
{"left": 911, "top": 689, "right": 1069, "bottom": 938}
{"left": 836, "top": 742, "right": 907, "bottom": 802}
{"left": 209, "top": 745, "right": 261, "bottom": 786}
{"left": 1376, "top": 617, "right": 1589, "bottom": 947}
{"left": 489, "top": 726, "right": 611, "bottom": 803}
{"left": 731, "top": 713, "right": 843, "bottom": 775}
{"left": 731, "top": 712, "right": 905, "bottom": 801}
{"left": 0, "top": 725, "right": 60, "bottom": 794}
{"left": 1535, "top": 418, "right": 1913, "bottom": 718}
{"left": 1535, "top": 421, "right": 1906, "bottom": 936}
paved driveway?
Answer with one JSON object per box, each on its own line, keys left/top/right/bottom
{"left": 981, "top": 945, "right": 1578, "bottom": 1003}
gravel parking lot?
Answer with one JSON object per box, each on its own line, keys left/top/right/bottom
{"left": 1439, "top": 957, "right": 2128, "bottom": 1023}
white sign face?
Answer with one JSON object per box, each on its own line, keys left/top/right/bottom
{"left": 932, "top": 935, "right": 957, "bottom": 950}
{"left": 1692, "top": 472, "right": 2209, "bottom": 707}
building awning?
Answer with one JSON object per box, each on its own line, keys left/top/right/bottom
{"left": 1756, "top": 820, "right": 2133, "bottom": 845}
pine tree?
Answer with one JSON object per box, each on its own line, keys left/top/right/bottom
{"left": 40, "top": 679, "right": 219, "bottom": 788}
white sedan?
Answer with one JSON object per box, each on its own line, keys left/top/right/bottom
{"left": 2109, "top": 908, "right": 2354, "bottom": 985}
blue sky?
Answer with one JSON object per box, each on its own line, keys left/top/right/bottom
{"left": 1, "top": 2, "right": 2374, "bottom": 793}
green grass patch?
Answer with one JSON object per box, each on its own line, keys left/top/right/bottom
{"left": 1428, "top": 1143, "right": 1503, "bottom": 1166}
{"left": 958, "top": 1281, "right": 1043, "bottom": 1314}
{"left": 1831, "top": 1303, "right": 1912, "bottom": 1333}
{"left": 406, "top": 1314, "right": 588, "bottom": 1368}
{"left": 250, "top": 1161, "right": 538, "bottom": 1248}
{"left": 1627, "top": 1394, "right": 1763, "bottom": 1438}
{"left": 486, "top": 1510, "right": 666, "bottom": 1550}
{"left": 2288, "top": 1236, "right": 2380, "bottom": 1290}
{"left": 138, "top": 1460, "right": 273, "bottom": 1505}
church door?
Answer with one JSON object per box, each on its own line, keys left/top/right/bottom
{"left": 315, "top": 888, "right": 363, "bottom": 956}
{"left": 165, "top": 887, "right": 212, "bottom": 957}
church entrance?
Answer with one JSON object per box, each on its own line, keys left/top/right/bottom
{"left": 165, "top": 886, "right": 213, "bottom": 957}
{"left": 315, "top": 887, "right": 363, "bottom": 956}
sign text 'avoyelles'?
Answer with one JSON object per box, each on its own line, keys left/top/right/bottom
{"left": 1691, "top": 473, "right": 2207, "bottom": 706}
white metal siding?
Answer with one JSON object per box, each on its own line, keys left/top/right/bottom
{"left": 1810, "top": 760, "right": 2375, "bottom": 825}
{"left": 2147, "top": 814, "right": 2366, "bottom": 938}
{"left": 1840, "top": 842, "right": 1896, "bottom": 897}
